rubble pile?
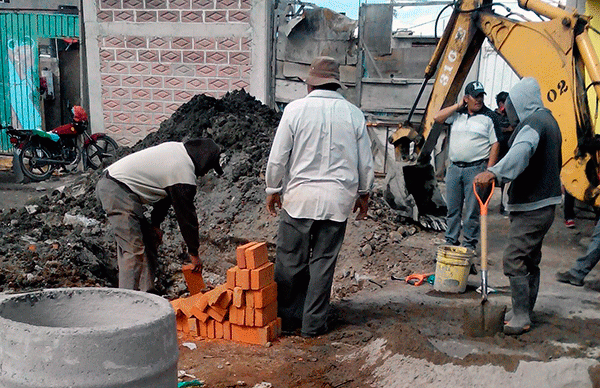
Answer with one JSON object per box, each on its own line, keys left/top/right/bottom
{"left": 0, "top": 89, "right": 420, "bottom": 298}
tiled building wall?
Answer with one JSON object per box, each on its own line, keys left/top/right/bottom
{"left": 92, "top": 0, "right": 260, "bottom": 146}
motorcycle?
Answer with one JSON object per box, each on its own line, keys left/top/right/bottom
{"left": 3, "top": 106, "right": 119, "bottom": 181}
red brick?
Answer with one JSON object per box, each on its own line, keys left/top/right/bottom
{"left": 207, "top": 319, "right": 216, "bottom": 339}
{"left": 190, "top": 305, "right": 209, "bottom": 322}
{"left": 207, "top": 305, "right": 227, "bottom": 322}
{"left": 182, "top": 263, "right": 206, "bottom": 295}
{"left": 206, "top": 284, "right": 227, "bottom": 306}
{"left": 254, "top": 301, "right": 277, "bottom": 327}
{"left": 230, "top": 324, "right": 276, "bottom": 345}
{"left": 229, "top": 306, "right": 245, "bottom": 325}
{"left": 254, "top": 282, "right": 277, "bottom": 308}
{"left": 250, "top": 262, "right": 274, "bottom": 290}
{"left": 223, "top": 321, "right": 231, "bottom": 340}
{"left": 268, "top": 317, "right": 281, "bottom": 340}
{"left": 215, "top": 321, "right": 224, "bottom": 339}
{"left": 236, "top": 241, "right": 257, "bottom": 268}
{"left": 245, "top": 305, "right": 254, "bottom": 326}
{"left": 236, "top": 268, "right": 251, "bottom": 290}
{"left": 198, "top": 320, "right": 208, "bottom": 337}
{"left": 179, "top": 292, "right": 205, "bottom": 317}
{"left": 176, "top": 310, "right": 188, "bottom": 331}
{"left": 245, "top": 242, "right": 268, "bottom": 269}
{"left": 245, "top": 290, "right": 254, "bottom": 308}
{"left": 232, "top": 287, "right": 244, "bottom": 308}
{"left": 226, "top": 267, "right": 236, "bottom": 289}
{"left": 188, "top": 317, "right": 198, "bottom": 335}
{"left": 218, "top": 289, "right": 233, "bottom": 310}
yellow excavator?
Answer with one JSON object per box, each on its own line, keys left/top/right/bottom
{"left": 390, "top": 0, "right": 600, "bottom": 217}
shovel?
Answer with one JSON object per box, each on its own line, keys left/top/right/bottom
{"left": 463, "top": 181, "right": 506, "bottom": 337}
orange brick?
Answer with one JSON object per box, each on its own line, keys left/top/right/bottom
{"left": 207, "top": 305, "right": 227, "bottom": 322}
{"left": 170, "top": 298, "right": 183, "bottom": 313}
{"left": 215, "top": 321, "right": 224, "bottom": 339}
{"left": 236, "top": 241, "right": 258, "bottom": 269}
{"left": 216, "top": 289, "right": 233, "bottom": 310}
{"left": 233, "top": 287, "right": 244, "bottom": 308}
{"left": 223, "top": 321, "right": 231, "bottom": 340}
{"left": 245, "top": 305, "right": 255, "bottom": 326}
{"left": 182, "top": 264, "right": 206, "bottom": 295}
{"left": 198, "top": 320, "right": 208, "bottom": 337}
{"left": 245, "top": 290, "right": 255, "bottom": 308}
{"left": 230, "top": 324, "right": 276, "bottom": 345}
{"left": 236, "top": 268, "right": 251, "bottom": 290}
{"left": 267, "top": 318, "right": 280, "bottom": 341}
{"left": 207, "top": 319, "right": 216, "bottom": 339}
{"left": 190, "top": 305, "right": 210, "bottom": 322}
{"left": 254, "top": 282, "right": 277, "bottom": 308}
{"left": 245, "top": 242, "right": 269, "bottom": 269}
{"left": 180, "top": 293, "right": 206, "bottom": 317}
{"left": 250, "top": 262, "right": 274, "bottom": 290}
{"left": 229, "top": 306, "right": 245, "bottom": 325}
{"left": 176, "top": 311, "right": 188, "bottom": 332}
{"left": 206, "top": 285, "right": 227, "bottom": 306}
{"left": 254, "top": 301, "right": 277, "bottom": 327}
{"left": 188, "top": 317, "right": 198, "bottom": 335}
{"left": 226, "top": 267, "right": 237, "bottom": 289}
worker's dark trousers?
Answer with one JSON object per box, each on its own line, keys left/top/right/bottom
{"left": 275, "top": 210, "right": 346, "bottom": 336}
{"left": 503, "top": 206, "right": 555, "bottom": 277}
{"left": 96, "top": 173, "right": 158, "bottom": 292}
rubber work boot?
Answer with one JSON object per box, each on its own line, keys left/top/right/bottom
{"left": 555, "top": 271, "right": 584, "bottom": 287}
{"left": 504, "top": 271, "right": 539, "bottom": 323}
{"left": 504, "top": 276, "right": 531, "bottom": 335}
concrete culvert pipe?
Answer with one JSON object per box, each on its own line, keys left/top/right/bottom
{"left": 0, "top": 288, "right": 178, "bottom": 388}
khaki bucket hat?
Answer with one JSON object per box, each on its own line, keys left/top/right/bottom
{"left": 306, "top": 56, "right": 345, "bottom": 89}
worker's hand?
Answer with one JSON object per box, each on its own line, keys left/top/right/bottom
{"left": 190, "top": 254, "right": 203, "bottom": 273}
{"left": 460, "top": 96, "right": 468, "bottom": 109}
{"left": 353, "top": 193, "right": 369, "bottom": 220}
{"left": 266, "top": 193, "right": 282, "bottom": 217}
{"left": 474, "top": 171, "right": 496, "bottom": 187}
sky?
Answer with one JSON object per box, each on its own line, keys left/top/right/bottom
{"left": 309, "top": 0, "right": 549, "bottom": 36}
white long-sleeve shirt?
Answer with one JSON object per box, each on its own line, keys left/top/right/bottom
{"left": 265, "top": 89, "right": 374, "bottom": 222}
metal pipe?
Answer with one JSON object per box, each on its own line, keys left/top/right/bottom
{"left": 518, "top": 0, "right": 573, "bottom": 20}
{"left": 576, "top": 31, "right": 600, "bottom": 100}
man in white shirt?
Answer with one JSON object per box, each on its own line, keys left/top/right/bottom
{"left": 265, "top": 56, "right": 375, "bottom": 337}
{"left": 434, "top": 81, "right": 500, "bottom": 251}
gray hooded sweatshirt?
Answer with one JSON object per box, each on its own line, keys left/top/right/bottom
{"left": 488, "top": 77, "right": 562, "bottom": 212}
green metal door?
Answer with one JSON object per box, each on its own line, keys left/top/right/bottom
{"left": 0, "top": 12, "right": 79, "bottom": 152}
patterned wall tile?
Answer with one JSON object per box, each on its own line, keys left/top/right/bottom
{"left": 196, "top": 65, "right": 217, "bottom": 77}
{"left": 144, "top": 101, "right": 164, "bottom": 113}
{"left": 173, "top": 64, "right": 195, "bottom": 76}
{"left": 111, "top": 87, "right": 131, "bottom": 99}
{"left": 100, "top": 0, "right": 121, "bottom": 9}
{"left": 183, "top": 50, "right": 204, "bottom": 63}
{"left": 158, "top": 10, "right": 180, "bottom": 22}
{"left": 149, "top": 37, "right": 169, "bottom": 49}
{"left": 240, "top": 0, "right": 250, "bottom": 9}
{"left": 116, "top": 49, "right": 137, "bottom": 61}
{"left": 153, "top": 89, "right": 173, "bottom": 101}
{"left": 114, "top": 10, "right": 135, "bottom": 21}
{"left": 218, "top": 65, "right": 240, "bottom": 77}
{"left": 113, "top": 112, "right": 132, "bottom": 124}
{"left": 174, "top": 90, "right": 194, "bottom": 101}
{"left": 103, "top": 99, "right": 121, "bottom": 111}
{"left": 186, "top": 78, "right": 207, "bottom": 90}
{"left": 172, "top": 37, "right": 193, "bottom": 50}
{"left": 194, "top": 38, "right": 215, "bottom": 50}
{"left": 241, "top": 37, "right": 251, "bottom": 51}
{"left": 97, "top": 11, "right": 114, "bottom": 22}
{"left": 138, "top": 49, "right": 160, "bottom": 62}
{"left": 100, "top": 49, "right": 116, "bottom": 61}
{"left": 126, "top": 36, "right": 147, "bottom": 49}
{"left": 122, "top": 76, "right": 143, "bottom": 87}
{"left": 130, "top": 63, "right": 150, "bottom": 74}
{"left": 181, "top": 11, "right": 203, "bottom": 22}
{"left": 215, "top": 0, "right": 238, "bottom": 9}
{"left": 152, "top": 63, "right": 172, "bottom": 76}
{"left": 164, "top": 77, "right": 184, "bottom": 89}
{"left": 124, "top": 100, "right": 142, "bottom": 110}
{"left": 192, "top": 0, "right": 214, "bottom": 9}
{"left": 136, "top": 10, "right": 158, "bottom": 22}
{"left": 123, "top": 0, "right": 145, "bottom": 8}
{"left": 108, "top": 62, "right": 128, "bottom": 74}
{"left": 105, "top": 36, "right": 126, "bottom": 48}
{"left": 142, "top": 76, "right": 163, "bottom": 88}
{"left": 205, "top": 51, "right": 227, "bottom": 64}
{"left": 216, "top": 37, "right": 239, "bottom": 50}
{"left": 145, "top": 0, "right": 167, "bottom": 9}
{"left": 232, "top": 79, "right": 249, "bottom": 89}
{"left": 132, "top": 88, "right": 152, "bottom": 100}
{"left": 228, "top": 10, "right": 249, "bottom": 23}
{"left": 169, "top": 0, "right": 191, "bottom": 9}
{"left": 160, "top": 50, "right": 183, "bottom": 63}
{"left": 229, "top": 51, "right": 249, "bottom": 65}
{"left": 208, "top": 78, "right": 229, "bottom": 90}
{"left": 205, "top": 10, "right": 226, "bottom": 22}
{"left": 101, "top": 75, "right": 120, "bottom": 87}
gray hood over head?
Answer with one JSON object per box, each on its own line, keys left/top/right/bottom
{"left": 508, "top": 77, "right": 545, "bottom": 122}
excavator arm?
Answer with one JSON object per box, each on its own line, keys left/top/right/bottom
{"left": 391, "top": 0, "right": 600, "bottom": 208}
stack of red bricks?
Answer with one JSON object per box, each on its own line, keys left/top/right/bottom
{"left": 170, "top": 242, "right": 281, "bottom": 345}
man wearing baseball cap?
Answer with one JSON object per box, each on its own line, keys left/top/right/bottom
{"left": 266, "top": 56, "right": 374, "bottom": 337}
{"left": 434, "top": 80, "right": 500, "bottom": 253}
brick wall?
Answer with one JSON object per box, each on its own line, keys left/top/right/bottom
{"left": 93, "top": 0, "right": 256, "bottom": 146}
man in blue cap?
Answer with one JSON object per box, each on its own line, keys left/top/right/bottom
{"left": 434, "top": 81, "right": 500, "bottom": 252}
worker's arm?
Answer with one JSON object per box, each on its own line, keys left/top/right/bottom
{"left": 356, "top": 117, "right": 375, "bottom": 196}
{"left": 475, "top": 126, "right": 540, "bottom": 186}
{"left": 265, "top": 108, "right": 294, "bottom": 215}
{"left": 163, "top": 183, "right": 200, "bottom": 259}
{"left": 433, "top": 97, "right": 466, "bottom": 123}
{"left": 487, "top": 142, "right": 500, "bottom": 167}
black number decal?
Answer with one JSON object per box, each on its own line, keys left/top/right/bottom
{"left": 547, "top": 80, "right": 568, "bottom": 103}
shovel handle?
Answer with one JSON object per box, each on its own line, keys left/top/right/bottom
{"left": 473, "top": 180, "right": 495, "bottom": 216}
{"left": 473, "top": 180, "right": 494, "bottom": 297}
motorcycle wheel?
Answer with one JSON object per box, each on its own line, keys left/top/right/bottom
{"left": 19, "top": 142, "right": 55, "bottom": 181}
{"left": 63, "top": 145, "right": 82, "bottom": 173}
{"left": 85, "top": 135, "right": 118, "bottom": 170}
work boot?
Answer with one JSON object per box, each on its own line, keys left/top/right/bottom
{"left": 504, "top": 271, "right": 539, "bottom": 323}
{"left": 556, "top": 271, "right": 584, "bottom": 287}
{"left": 504, "top": 276, "right": 531, "bottom": 335}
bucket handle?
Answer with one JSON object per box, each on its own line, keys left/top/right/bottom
{"left": 473, "top": 180, "right": 495, "bottom": 215}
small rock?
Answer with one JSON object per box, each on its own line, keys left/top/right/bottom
{"left": 361, "top": 244, "right": 373, "bottom": 257}
{"left": 182, "top": 342, "right": 197, "bottom": 350}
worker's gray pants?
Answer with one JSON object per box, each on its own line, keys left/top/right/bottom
{"left": 274, "top": 210, "right": 346, "bottom": 336}
{"left": 96, "top": 174, "right": 158, "bottom": 292}
{"left": 503, "top": 206, "right": 555, "bottom": 278}
{"left": 568, "top": 218, "right": 600, "bottom": 281}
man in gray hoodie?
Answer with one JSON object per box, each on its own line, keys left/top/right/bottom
{"left": 474, "top": 77, "right": 562, "bottom": 335}
{"left": 96, "top": 139, "right": 223, "bottom": 293}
